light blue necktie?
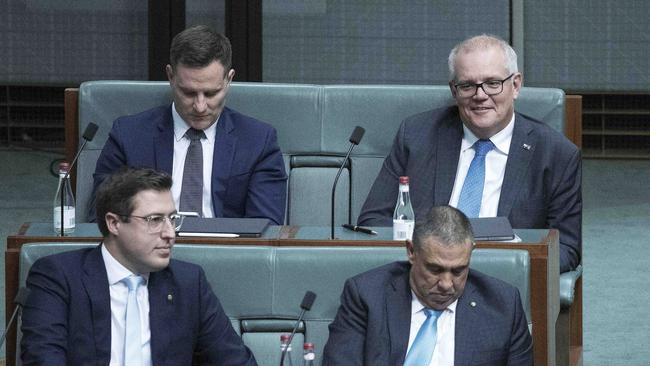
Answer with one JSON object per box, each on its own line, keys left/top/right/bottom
{"left": 457, "top": 139, "right": 495, "bottom": 218}
{"left": 123, "top": 275, "right": 145, "bottom": 366}
{"left": 404, "top": 309, "right": 444, "bottom": 366}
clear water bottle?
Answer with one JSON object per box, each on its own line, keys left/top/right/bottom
{"left": 303, "top": 342, "right": 315, "bottom": 366}
{"left": 53, "top": 162, "right": 75, "bottom": 235}
{"left": 280, "top": 334, "right": 294, "bottom": 366}
{"left": 393, "top": 176, "right": 415, "bottom": 240}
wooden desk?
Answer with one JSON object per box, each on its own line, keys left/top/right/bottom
{"left": 6, "top": 224, "right": 558, "bottom": 366}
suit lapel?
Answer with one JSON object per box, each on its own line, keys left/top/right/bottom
{"left": 211, "top": 108, "right": 236, "bottom": 216}
{"left": 498, "top": 114, "right": 535, "bottom": 217}
{"left": 385, "top": 266, "right": 413, "bottom": 365}
{"left": 148, "top": 267, "right": 176, "bottom": 366}
{"left": 81, "top": 245, "right": 112, "bottom": 362}
{"left": 453, "top": 274, "right": 481, "bottom": 366}
{"left": 433, "top": 114, "right": 463, "bottom": 205}
{"left": 154, "top": 106, "right": 175, "bottom": 174}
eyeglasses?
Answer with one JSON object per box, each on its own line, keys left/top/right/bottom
{"left": 453, "top": 73, "right": 515, "bottom": 98}
{"left": 118, "top": 213, "right": 184, "bottom": 233}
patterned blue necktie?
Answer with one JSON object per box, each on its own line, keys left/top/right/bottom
{"left": 123, "top": 275, "right": 145, "bottom": 366}
{"left": 179, "top": 128, "right": 206, "bottom": 217}
{"left": 404, "top": 309, "right": 444, "bottom": 366}
{"left": 457, "top": 139, "right": 495, "bottom": 218}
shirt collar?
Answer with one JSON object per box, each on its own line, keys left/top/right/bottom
{"left": 460, "top": 113, "right": 515, "bottom": 155}
{"left": 101, "top": 243, "right": 149, "bottom": 286}
{"left": 171, "top": 102, "right": 218, "bottom": 144}
{"left": 410, "top": 290, "right": 458, "bottom": 315}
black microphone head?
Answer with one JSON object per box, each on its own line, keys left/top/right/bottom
{"left": 349, "top": 126, "right": 365, "bottom": 145}
{"left": 82, "top": 122, "right": 99, "bottom": 141}
{"left": 14, "top": 287, "right": 31, "bottom": 306}
{"left": 300, "top": 291, "right": 317, "bottom": 311}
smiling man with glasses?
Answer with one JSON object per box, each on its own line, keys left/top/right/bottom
{"left": 21, "top": 167, "right": 257, "bottom": 365}
{"left": 359, "top": 34, "right": 582, "bottom": 273}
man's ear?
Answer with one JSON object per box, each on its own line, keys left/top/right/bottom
{"left": 406, "top": 240, "right": 416, "bottom": 264}
{"left": 165, "top": 64, "right": 174, "bottom": 83}
{"left": 105, "top": 212, "right": 121, "bottom": 236}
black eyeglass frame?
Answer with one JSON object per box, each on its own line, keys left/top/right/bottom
{"left": 453, "top": 73, "right": 516, "bottom": 97}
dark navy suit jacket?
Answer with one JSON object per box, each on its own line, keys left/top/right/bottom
{"left": 322, "top": 261, "right": 533, "bottom": 366}
{"left": 91, "top": 105, "right": 287, "bottom": 224}
{"left": 20, "top": 245, "right": 257, "bottom": 366}
{"left": 358, "top": 106, "right": 582, "bottom": 272}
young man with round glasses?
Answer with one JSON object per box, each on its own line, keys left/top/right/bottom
{"left": 358, "top": 34, "right": 581, "bottom": 273}
{"left": 20, "top": 167, "right": 257, "bottom": 365}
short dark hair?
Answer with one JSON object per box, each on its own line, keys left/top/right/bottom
{"left": 411, "top": 205, "right": 474, "bottom": 251}
{"left": 169, "top": 25, "right": 232, "bottom": 71}
{"left": 95, "top": 167, "right": 173, "bottom": 237}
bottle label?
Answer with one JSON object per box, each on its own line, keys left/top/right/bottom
{"left": 54, "top": 206, "right": 76, "bottom": 233}
{"left": 393, "top": 219, "right": 414, "bottom": 240}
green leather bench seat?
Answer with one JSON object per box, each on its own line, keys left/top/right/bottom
{"left": 75, "top": 81, "right": 565, "bottom": 227}
{"left": 19, "top": 243, "right": 530, "bottom": 366}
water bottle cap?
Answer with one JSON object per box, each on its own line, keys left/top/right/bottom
{"left": 303, "top": 342, "right": 314, "bottom": 350}
{"left": 58, "top": 162, "right": 70, "bottom": 173}
{"left": 399, "top": 176, "right": 409, "bottom": 184}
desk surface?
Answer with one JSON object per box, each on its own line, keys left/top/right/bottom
{"left": 21, "top": 222, "right": 550, "bottom": 244}
{"left": 6, "top": 223, "right": 558, "bottom": 366}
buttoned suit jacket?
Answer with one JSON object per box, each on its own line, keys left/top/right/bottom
{"left": 20, "top": 245, "right": 257, "bottom": 366}
{"left": 90, "top": 105, "right": 287, "bottom": 224}
{"left": 357, "top": 106, "right": 582, "bottom": 272}
{"left": 321, "top": 261, "right": 532, "bottom": 366}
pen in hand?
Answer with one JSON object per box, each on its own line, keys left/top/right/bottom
{"left": 342, "top": 224, "right": 378, "bottom": 235}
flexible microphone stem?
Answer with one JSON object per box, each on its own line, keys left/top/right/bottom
{"left": 330, "top": 126, "right": 365, "bottom": 240}
{"left": 0, "top": 287, "right": 31, "bottom": 347}
{"left": 279, "top": 291, "right": 316, "bottom": 366}
{"left": 279, "top": 308, "right": 307, "bottom": 366}
{"left": 330, "top": 143, "right": 355, "bottom": 240}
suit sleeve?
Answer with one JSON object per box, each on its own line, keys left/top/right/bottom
{"left": 357, "top": 120, "right": 409, "bottom": 226}
{"left": 548, "top": 147, "right": 582, "bottom": 272}
{"left": 20, "top": 257, "right": 70, "bottom": 366}
{"left": 244, "top": 126, "right": 287, "bottom": 225}
{"left": 89, "top": 119, "right": 129, "bottom": 222}
{"left": 507, "top": 288, "right": 533, "bottom": 366}
{"left": 322, "top": 278, "right": 368, "bottom": 366}
{"left": 194, "top": 267, "right": 257, "bottom": 366}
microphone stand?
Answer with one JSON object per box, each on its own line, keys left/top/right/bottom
{"left": 330, "top": 144, "right": 355, "bottom": 240}
{"left": 330, "top": 126, "right": 365, "bottom": 240}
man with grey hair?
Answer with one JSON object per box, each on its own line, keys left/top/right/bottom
{"left": 358, "top": 34, "right": 581, "bottom": 273}
{"left": 323, "top": 205, "right": 532, "bottom": 365}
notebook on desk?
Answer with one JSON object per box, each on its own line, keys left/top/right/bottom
{"left": 469, "top": 217, "right": 515, "bottom": 241}
{"left": 177, "top": 217, "right": 270, "bottom": 238}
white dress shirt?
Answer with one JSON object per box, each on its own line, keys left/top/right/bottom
{"left": 449, "top": 114, "right": 515, "bottom": 217}
{"left": 171, "top": 102, "right": 219, "bottom": 217}
{"left": 406, "top": 291, "right": 457, "bottom": 366}
{"left": 101, "top": 244, "right": 152, "bottom": 366}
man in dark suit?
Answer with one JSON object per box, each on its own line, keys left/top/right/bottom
{"left": 358, "top": 34, "right": 581, "bottom": 272}
{"left": 21, "top": 168, "right": 257, "bottom": 365}
{"left": 91, "top": 25, "right": 287, "bottom": 224}
{"left": 323, "top": 205, "right": 532, "bottom": 365}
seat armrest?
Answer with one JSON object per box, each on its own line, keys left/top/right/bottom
{"left": 559, "top": 265, "right": 583, "bottom": 308}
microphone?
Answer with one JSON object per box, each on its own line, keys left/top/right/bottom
{"left": 280, "top": 291, "right": 317, "bottom": 366}
{"left": 331, "top": 126, "right": 365, "bottom": 239}
{"left": 0, "top": 287, "right": 31, "bottom": 347}
{"left": 60, "top": 122, "right": 99, "bottom": 236}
